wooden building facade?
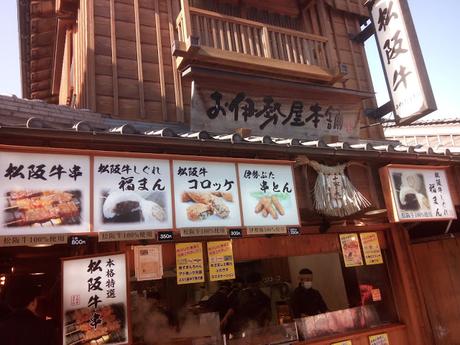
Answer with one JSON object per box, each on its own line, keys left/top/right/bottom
{"left": 4, "top": 0, "right": 458, "bottom": 345}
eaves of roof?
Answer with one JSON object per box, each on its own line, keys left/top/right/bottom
{"left": 0, "top": 120, "right": 458, "bottom": 165}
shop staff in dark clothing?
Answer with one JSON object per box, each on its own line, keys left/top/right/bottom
{"left": 221, "top": 272, "right": 271, "bottom": 334}
{"left": 290, "top": 268, "right": 328, "bottom": 318}
{"left": 0, "top": 275, "right": 58, "bottom": 345}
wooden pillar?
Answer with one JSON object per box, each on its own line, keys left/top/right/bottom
{"left": 133, "top": 0, "right": 146, "bottom": 118}
{"left": 109, "top": 0, "right": 119, "bottom": 117}
{"left": 387, "top": 224, "right": 435, "bottom": 345}
{"left": 86, "top": 0, "right": 96, "bottom": 111}
{"left": 167, "top": 0, "right": 185, "bottom": 122}
{"left": 317, "top": 0, "right": 338, "bottom": 71}
{"left": 154, "top": 0, "right": 168, "bottom": 122}
{"left": 180, "top": 0, "right": 193, "bottom": 41}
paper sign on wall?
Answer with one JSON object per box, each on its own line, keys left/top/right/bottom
{"left": 238, "top": 163, "right": 299, "bottom": 227}
{"left": 207, "top": 240, "right": 235, "bottom": 281}
{"left": 339, "top": 233, "right": 363, "bottom": 267}
{"left": 62, "top": 253, "right": 129, "bottom": 345}
{"left": 331, "top": 341, "right": 352, "bottom": 345}
{"left": 369, "top": 333, "right": 390, "bottom": 345}
{"left": 173, "top": 160, "right": 242, "bottom": 229}
{"left": 176, "top": 242, "right": 205, "bottom": 285}
{"left": 93, "top": 157, "right": 173, "bottom": 232}
{"left": 0, "top": 151, "right": 91, "bottom": 236}
{"left": 360, "top": 232, "right": 384, "bottom": 265}
{"left": 134, "top": 245, "right": 163, "bottom": 281}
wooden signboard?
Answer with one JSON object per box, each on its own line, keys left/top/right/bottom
{"left": 380, "top": 165, "right": 456, "bottom": 222}
{"left": 369, "top": 0, "right": 436, "bottom": 123}
{"left": 191, "top": 83, "right": 362, "bottom": 140}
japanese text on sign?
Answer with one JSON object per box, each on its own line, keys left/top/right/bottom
{"left": 388, "top": 167, "right": 456, "bottom": 222}
{"left": 206, "top": 91, "right": 344, "bottom": 131}
{"left": 208, "top": 241, "right": 236, "bottom": 282}
{"left": 371, "top": 0, "right": 436, "bottom": 121}
{"left": 176, "top": 242, "right": 205, "bottom": 285}
{"left": 62, "top": 253, "right": 129, "bottom": 345}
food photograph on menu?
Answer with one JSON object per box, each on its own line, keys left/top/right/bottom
{"left": 101, "top": 190, "right": 167, "bottom": 224}
{"left": 64, "top": 303, "right": 127, "bottom": 345}
{"left": 173, "top": 160, "right": 242, "bottom": 228}
{"left": 4, "top": 189, "right": 82, "bottom": 228}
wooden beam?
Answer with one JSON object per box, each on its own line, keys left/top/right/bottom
{"left": 167, "top": 0, "right": 185, "bottom": 122}
{"left": 56, "top": 0, "right": 79, "bottom": 16}
{"left": 109, "top": 0, "right": 119, "bottom": 116}
{"left": 176, "top": 45, "right": 339, "bottom": 83}
{"left": 350, "top": 23, "right": 375, "bottom": 44}
{"left": 52, "top": 18, "right": 74, "bottom": 96}
{"left": 133, "top": 0, "right": 146, "bottom": 118}
{"left": 180, "top": 0, "right": 193, "bottom": 40}
{"left": 154, "top": 0, "right": 167, "bottom": 122}
{"left": 86, "top": 0, "right": 96, "bottom": 111}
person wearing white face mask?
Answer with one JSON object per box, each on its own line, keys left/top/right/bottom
{"left": 290, "top": 268, "right": 328, "bottom": 318}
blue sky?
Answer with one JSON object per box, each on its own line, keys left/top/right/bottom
{"left": 0, "top": 1, "right": 458, "bottom": 119}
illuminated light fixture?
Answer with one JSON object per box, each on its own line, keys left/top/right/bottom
{"left": 28, "top": 243, "right": 53, "bottom": 248}
{"left": 29, "top": 272, "right": 46, "bottom": 276}
{"left": 364, "top": 209, "right": 387, "bottom": 216}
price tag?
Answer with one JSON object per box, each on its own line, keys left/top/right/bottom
{"left": 68, "top": 236, "right": 89, "bottom": 246}
{"left": 157, "top": 231, "right": 174, "bottom": 242}
{"left": 229, "top": 228, "right": 243, "bottom": 238}
{"left": 288, "top": 227, "right": 300, "bottom": 235}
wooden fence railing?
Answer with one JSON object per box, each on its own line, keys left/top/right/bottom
{"left": 176, "top": 6, "right": 332, "bottom": 70}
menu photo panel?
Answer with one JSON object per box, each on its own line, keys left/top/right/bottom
{"left": 173, "top": 160, "right": 242, "bottom": 229}
{"left": 0, "top": 150, "right": 90, "bottom": 235}
{"left": 93, "top": 156, "right": 173, "bottom": 232}
{"left": 238, "top": 163, "right": 300, "bottom": 227}
{"left": 381, "top": 165, "right": 456, "bottom": 222}
{"left": 62, "top": 253, "right": 130, "bottom": 345}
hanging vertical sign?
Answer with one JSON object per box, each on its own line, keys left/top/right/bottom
{"left": 360, "top": 232, "right": 384, "bottom": 265}
{"left": 238, "top": 163, "right": 300, "bottom": 227}
{"left": 380, "top": 165, "right": 456, "bottom": 222}
{"left": 369, "top": 0, "right": 436, "bottom": 123}
{"left": 0, "top": 151, "right": 90, "bottom": 236}
{"left": 369, "top": 333, "right": 390, "bottom": 345}
{"left": 93, "top": 156, "right": 173, "bottom": 232}
{"left": 133, "top": 245, "right": 163, "bottom": 281}
{"left": 62, "top": 253, "right": 129, "bottom": 345}
{"left": 339, "top": 233, "right": 364, "bottom": 267}
{"left": 207, "top": 240, "right": 236, "bottom": 281}
{"left": 176, "top": 242, "right": 205, "bottom": 284}
{"left": 173, "top": 160, "right": 242, "bottom": 229}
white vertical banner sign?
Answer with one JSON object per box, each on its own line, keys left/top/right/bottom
{"left": 62, "top": 253, "right": 130, "bottom": 345}
{"left": 0, "top": 151, "right": 90, "bottom": 235}
{"left": 370, "top": 0, "right": 436, "bottom": 123}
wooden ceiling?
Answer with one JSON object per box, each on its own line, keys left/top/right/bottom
{"left": 19, "top": 0, "right": 58, "bottom": 102}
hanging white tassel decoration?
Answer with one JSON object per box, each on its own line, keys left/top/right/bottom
{"left": 298, "top": 158, "right": 371, "bottom": 217}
